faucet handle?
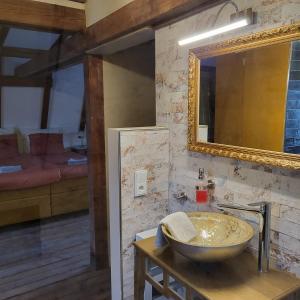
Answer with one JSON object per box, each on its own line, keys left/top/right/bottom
{"left": 248, "top": 201, "right": 268, "bottom": 206}
{"left": 248, "top": 201, "right": 271, "bottom": 213}
{"left": 217, "top": 203, "right": 261, "bottom": 213}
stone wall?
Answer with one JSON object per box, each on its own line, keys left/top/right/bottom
{"left": 156, "top": 0, "right": 300, "bottom": 276}
{"left": 119, "top": 128, "right": 169, "bottom": 299}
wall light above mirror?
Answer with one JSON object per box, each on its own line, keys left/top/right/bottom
{"left": 188, "top": 23, "right": 300, "bottom": 169}
{"left": 178, "top": 1, "right": 255, "bottom": 46}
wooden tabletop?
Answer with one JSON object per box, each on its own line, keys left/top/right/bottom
{"left": 134, "top": 237, "right": 300, "bottom": 300}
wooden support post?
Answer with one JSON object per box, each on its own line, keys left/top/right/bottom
{"left": 41, "top": 77, "right": 52, "bottom": 129}
{"left": 84, "top": 54, "right": 109, "bottom": 270}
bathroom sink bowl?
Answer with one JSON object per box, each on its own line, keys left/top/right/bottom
{"left": 161, "top": 211, "right": 254, "bottom": 262}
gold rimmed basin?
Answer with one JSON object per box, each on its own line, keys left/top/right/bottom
{"left": 162, "top": 212, "right": 254, "bottom": 262}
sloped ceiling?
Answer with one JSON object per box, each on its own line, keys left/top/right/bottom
{"left": 4, "top": 28, "right": 60, "bottom": 50}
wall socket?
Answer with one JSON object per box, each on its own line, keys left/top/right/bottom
{"left": 134, "top": 169, "right": 148, "bottom": 197}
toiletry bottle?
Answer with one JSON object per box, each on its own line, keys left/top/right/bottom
{"left": 196, "top": 168, "right": 208, "bottom": 206}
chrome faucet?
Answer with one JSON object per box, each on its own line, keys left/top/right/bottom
{"left": 217, "top": 201, "right": 271, "bottom": 273}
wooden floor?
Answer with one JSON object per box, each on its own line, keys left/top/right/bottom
{"left": 0, "top": 212, "right": 111, "bottom": 300}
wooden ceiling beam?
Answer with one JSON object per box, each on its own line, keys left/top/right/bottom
{"left": 0, "top": 47, "right": 48, "bottom": 59}
{"left": 0, "top": 0, "right": 85, "bottom": 32}
{"left": 15, "top": 0, "right": 221, "bottom": 77}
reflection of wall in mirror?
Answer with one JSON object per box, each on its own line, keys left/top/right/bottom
{"left": 285, "top": 41, "right": 300, "bottom": 155}
{"left": 214, "top": 42, "right": 291, "bottom": 152}
{"left": 199, "top": 63, "right": 216, "bottom": 142}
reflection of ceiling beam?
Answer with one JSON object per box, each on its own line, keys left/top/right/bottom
{"left": 41, "top": 76, "right": 52, "bottom": 129}
{"left": 0, "top": 75, "right": 51, "bottom": 87}
{"left": 0, "top": 0, "right": 85, "bottom": 32}
{"left": 0, "top": 26, "right": 9, "bottom": 46}
{"left": 0, "top": 47, "right": 48, "bottom": 58}
{"left": 16, "top": 0, "right": 220, "bottom": 77}
{"left": 16, "top": 32, "right": 86, "bottom": 77}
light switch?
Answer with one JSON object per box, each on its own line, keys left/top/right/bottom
{"left": 134, "top": 169, "right": 148, "bottom": 197}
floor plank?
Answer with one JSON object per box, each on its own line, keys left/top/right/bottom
{"left": 0, "top": 211, "right": 111, "bottom": 300}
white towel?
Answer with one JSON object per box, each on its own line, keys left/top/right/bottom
{"left": 155, "top": 212, "right": 197, "bottom": 247}
{"left": 67, "top": 157, "right": 87, "bottom": 166}
{"left": 0, "top": 165, "right": 22, "bottom": 174}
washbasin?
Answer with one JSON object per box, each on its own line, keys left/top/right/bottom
{"left": 162, "top": 211, "right": 254, "bottom": 262}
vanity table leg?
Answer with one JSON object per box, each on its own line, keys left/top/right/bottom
{"left": 134, "top": 249, "right": 146, "bottom": 300}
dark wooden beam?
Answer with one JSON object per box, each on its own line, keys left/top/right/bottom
{"left": 1, "top": 47, "right": 48, "bottom": 59}
{"left": 79, "top": 97, "right": 86, "bottom": 131}
{"left": 15, "top": 0, "right": 221, "bottom": 77}
{"left": 86, "top": 0, "right": 221, "bottom": 49}
{"left": 41, "top": 77, "right": 52, "bottom": 129}
{"left": 0, "top": 58, "right": 2, "bottom": 127}
{"left": 0, "top": 76, "right": 51, "bottom": 87}
{"left": 16, "top": 31, "right": 86, "bottom": 77}
{"left": 0, "top": 26, "right": 10, "bottom": 46}
{"left": 84, "top": 55, "right": 108, "bottom": 270}
{"left": 0, "top": 0, "right": 85, "bottom": 32}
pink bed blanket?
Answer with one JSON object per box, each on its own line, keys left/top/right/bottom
{"left": 0, "top": 155, "right": 61, "bottom": 191}
{"left": 0, "top": 132, "right": 88, "bottom": 191}
{"left": 41, "top": 152, "right": 88, "bottom": 180}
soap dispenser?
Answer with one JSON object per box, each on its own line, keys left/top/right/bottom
{"left": 195, "top": 168, "right": 208, "bottom": 205}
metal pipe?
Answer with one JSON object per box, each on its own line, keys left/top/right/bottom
{"left": 217, "top": 201, "right": 271, "bottom": 272}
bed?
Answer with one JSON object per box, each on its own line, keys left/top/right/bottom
{"left": 0, "top": 133, "right": 89, "bottom": 227}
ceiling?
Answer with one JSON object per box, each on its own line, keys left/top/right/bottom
{"left": 4, "top": 28, "right": 60, "bottom": 50}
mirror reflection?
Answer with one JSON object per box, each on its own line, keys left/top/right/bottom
{"left": 198, "top": 40, "right": 300, "bottom": 154}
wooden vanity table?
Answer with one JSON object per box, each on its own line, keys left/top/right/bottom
{"left": 134, "top": 237, "right": 300, "bottom": 300}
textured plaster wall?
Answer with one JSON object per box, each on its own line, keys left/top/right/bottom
{"left": 156, "top": 0, "right": 300, "bottom": 276}
{"left": 119, "top": 128, "right": 169, "bottom": 299}
{"left": 85, "top": 0, "right": 133, "bottom": 26}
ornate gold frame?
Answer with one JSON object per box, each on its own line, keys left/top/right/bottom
{"left": 188, "top": 23, "right": 300, "bottom": 169}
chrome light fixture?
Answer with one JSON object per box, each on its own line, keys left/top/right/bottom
{"left": 178, "top": 1, "right": 254, "bottom": 46}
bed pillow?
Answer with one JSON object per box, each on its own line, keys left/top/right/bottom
{"left": 0, "top": 134, "right": 19, "bottom": 158}
{"left": 29, "top": 133, "right": 65, "bottom": 155}
{"left": 21, "top": 128, "right": 63, "bottom": 153}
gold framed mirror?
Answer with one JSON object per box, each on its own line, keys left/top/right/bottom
{"left": 188, "top": 23, "right": 300, "bottom": 169}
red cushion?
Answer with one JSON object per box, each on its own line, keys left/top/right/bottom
{"left": 29, "top": 133, "right": 65, "bottom": 155}
{"left": 0, "top": 134, "right": 19, "bottom": 158}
